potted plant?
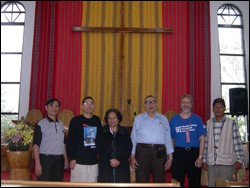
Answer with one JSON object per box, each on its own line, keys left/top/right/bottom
{"left": 1, "top": 121, "right": 34, "bottom": 180}
{"left": 2, "top": 121, "right": 34, "bottom": 151}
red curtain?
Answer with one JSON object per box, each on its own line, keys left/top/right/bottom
{"left": 162, "top": 1, "right": 211, "bottom": 122}
{"left": 29, "top": 1, "right": 83, "bottom": 116}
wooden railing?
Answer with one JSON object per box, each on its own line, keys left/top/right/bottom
{"left": 215, "top": 178, "right": 249, "bottom": 187}
{"left": 1, "top": 180, "right": 180, "bottom": 187}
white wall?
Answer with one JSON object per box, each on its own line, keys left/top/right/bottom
{"left": 210, "top": 1, "right": 249, "bottom": 117}
{"left": 19, "top": 1, "right": 36, "bottom": 118}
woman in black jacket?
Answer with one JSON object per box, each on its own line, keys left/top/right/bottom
{"left": 97, "top": 108, "right": 132, "bottom": 183}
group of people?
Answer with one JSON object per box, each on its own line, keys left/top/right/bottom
{"left": 32, "top": 94, "right": 245, "bottom": 187}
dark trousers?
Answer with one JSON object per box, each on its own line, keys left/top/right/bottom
{"left": 135, "top": 144, "right": 166, "bottom": 183}
{"left": 37, "top": 154, "right": 64, "bottom": 181}
{"left": 171, "top": 147, "right": 201, "bottom": 187}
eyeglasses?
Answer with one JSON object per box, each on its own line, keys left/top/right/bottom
{"left": 145, "top": 100, "right": 156, "bottom": 105}
{"left": 83, "top": 102, "right": 94, "bottom": 106}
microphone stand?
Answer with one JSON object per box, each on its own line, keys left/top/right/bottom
{"left": 127, "top": 99, "right": 136, "bottom": 119}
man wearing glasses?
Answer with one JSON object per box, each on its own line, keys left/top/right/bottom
{"left": 67, "top": 96, "right": 102, "bottom": 182}
{"left": 130, "top": 95, "right": 174, "bottom": 183}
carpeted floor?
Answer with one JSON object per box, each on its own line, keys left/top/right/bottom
{"left": 1, "top": 169, "right": 70, "bottom": 182}
{"left": 1, "top": 166, "right": 248, "bottom": 187}
{"left": 1, "top": 168, "right": 175, "bottom": 183}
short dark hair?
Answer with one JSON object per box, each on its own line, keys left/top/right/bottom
{"left": 46, "top": 98, "right": 61, "bottom": 106}
{"left": 213, "top": 98, "right": 225, "bottom": 107}
{"left": 82, "top": 96, "right": 94, "bottom": 105}
{"left": 104, "top": 108, "right": 123, "bottom": 124}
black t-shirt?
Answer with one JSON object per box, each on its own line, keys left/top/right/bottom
{"left": 67, "top": 114, "right": 102, "bottom": 165}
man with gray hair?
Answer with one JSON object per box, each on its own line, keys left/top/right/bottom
{"left": 170, "top": 94, "right": 206, "bottom": 187}
{"left": 130, "top": 95, "right": 174, "bottom": 183}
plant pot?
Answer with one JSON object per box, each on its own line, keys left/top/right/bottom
{"left": 1, "top": 144, "right": 10, "bottom": 171}
{"left": 6, "top": 150, "right": 32, "bottom": 180}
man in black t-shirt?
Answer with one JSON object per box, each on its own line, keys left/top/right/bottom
{"left": 67, "top": 96, "right": 102, "bottom": 182}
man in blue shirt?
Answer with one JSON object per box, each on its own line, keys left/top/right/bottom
{"left": 130, "top": 95, "right": 174, "bottom": 183}
{"left": 170, "top": 94, "right": 207, "bottom": 187}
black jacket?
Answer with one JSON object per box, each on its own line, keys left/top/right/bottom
{"left": 97, "top": 125, "right": 132, "bottom": 183}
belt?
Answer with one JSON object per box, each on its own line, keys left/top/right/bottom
{"left": 41, "top": 154, "right": 64, "bottom": 158}
{"left": 175, "top": 147, "right": 198, "bottom": 151}
{"left": 137, "top": 143, "right": 164, "bottom": 148}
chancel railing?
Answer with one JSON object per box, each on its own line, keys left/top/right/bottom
{"left": 1, "top": 180, "right": 180, "bottom": 187}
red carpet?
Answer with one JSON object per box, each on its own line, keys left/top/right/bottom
{"left": 1, "top": 169, "right": 70, "bottom": 182}
{"left": 1, "top": 169, "right": 173, "bottom": 182}
{"left": 1, "top": 167, "right": 248, "bottom": 187}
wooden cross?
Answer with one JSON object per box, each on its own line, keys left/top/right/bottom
{"left": 73, "top": 2, "right": 173, "bottom": 109}
{"left": 72, "top": 26, "right": 173, "bottom": 33}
